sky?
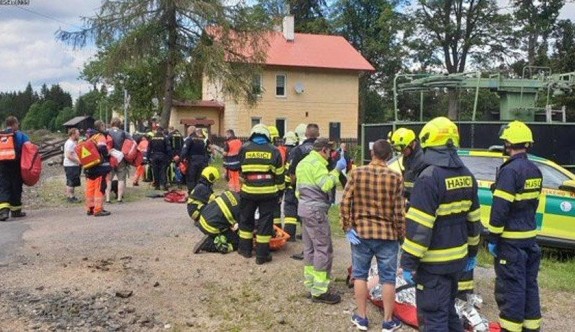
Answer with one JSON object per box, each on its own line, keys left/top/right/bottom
{"left": 0, "top": 1, "right": 574, "bottom": 102}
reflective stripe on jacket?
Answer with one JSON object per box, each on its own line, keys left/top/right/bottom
{"left": 489, "top": 153, "right": 542, "bottom": 245}
{"left": 295, "top": 150, "right": 339, "bottom": 210}
{"left": 239, "top": 141, "right": 285, "bottom": 198}
{"left": 401, "top": 153, "right": 482, "bottom": 274}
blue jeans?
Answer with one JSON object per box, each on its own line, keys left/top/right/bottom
{"left": 351, "top": 238, "right": 399, "bottom": 283}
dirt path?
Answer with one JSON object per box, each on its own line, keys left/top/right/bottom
{"left": 0, "top": 197, "right": 572, "bottom": 331}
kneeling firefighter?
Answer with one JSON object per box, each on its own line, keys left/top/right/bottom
{"left": 187, "top": 166, "right": 220, "bottom": 223}
{"left": 194, "top": 190, "right": 241, "bottom": 254}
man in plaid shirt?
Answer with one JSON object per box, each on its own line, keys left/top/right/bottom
{"left": 340, "top": 139, "right": 405, "bottom": 332}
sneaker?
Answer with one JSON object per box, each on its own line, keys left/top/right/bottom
{"left": 86, "top": 208, "right": 94, "bottom": 216}
{"left": 255, "top": 255, "right": 272, "bottom": 265}
{"left": 351, "top": 314, "right": 369, "bottom": 331}
{"left": 312, "top": 292, "right": 341, "bottom": 305}
{"left": 11, "top": 210, "right": 26, "bottom": 218}
{"left": 133, "top": 182, "right": 139, "bottom": 186}
{"left": 116, "top": 199, "right": 123, "bottom": 204}
{"left": 193, "top": 235, "right": 211, "bottom": 254}
{"left": 94, "top": 210, "right": 111, "bottom": 217}
{"left": 381, "top": 317, "right": 402, "bottom": 332}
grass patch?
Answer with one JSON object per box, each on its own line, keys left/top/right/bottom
{"left": 328, "top": 205, "right": 344, "bottom": 237}
{"left": 476, "top": 242, "right": 575, "bottom": 292}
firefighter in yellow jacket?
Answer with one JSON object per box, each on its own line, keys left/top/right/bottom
{"left": 237, "top": 124, "right": 285, "bottom": 265}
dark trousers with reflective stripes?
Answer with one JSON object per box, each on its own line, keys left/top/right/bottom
{"left": 415, "top": 269, "right": 464, "bottom": 332}
{"left": 495, "top": 241, "right": 541, "bottom": 332}
{"left": 0, "top": 161, "right": 23, "bottom": 212}
{"left": 456, "top": 269, "right": 474, "bottom": 300}
{"left": 186, "top": 157, "right": 207, "bottom": 191}
{"left": 238, "top": 196, "right": 276, "bottom": 258}
{"left": 282, "top": 187, "right": 299, "bottom": 239}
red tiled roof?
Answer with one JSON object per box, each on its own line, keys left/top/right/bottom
{"left": 264, "top": 32, "right": 374, "bottom": 72}
{"left": 172, "top": 100, "right": 224, "bottom": 109}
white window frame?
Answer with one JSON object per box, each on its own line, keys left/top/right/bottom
{"left": 276, "top": 118, "right": 286, "bottom": 137}
{"left": 276, "top": 74, "right": 287, "bottom": 97}
{"left": 252, "top": 74, "right": 263, "bottom": 97}
{"left": 251, "top": 117, "right": 261, "bottom": 127}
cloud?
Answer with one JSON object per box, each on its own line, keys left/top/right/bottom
{"left": 0, "top": 0, "right": 100, "bottom": 98}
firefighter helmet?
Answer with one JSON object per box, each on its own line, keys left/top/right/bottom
{"left": 201, "top": 166, "right": 221, "bottom": 183}
{"left": 250, "top": 123, "right": 270, "bottom": 141}
{"left": 390, "top": 128, "right": 417, "bottom": 152}
{"left": 294, "top": 123, "right": 307, "bottom": 143}
{"left": 499, "top": 121, "right": 533, "bottom": 145}
{"left": 419, "top": 117, "right": 460, "bottom": 148}
{"left": 268, "top": 125, "right": 280, "bottom": 140}
{"left": 284, "top": 131, "right": 298, "bottom": 146}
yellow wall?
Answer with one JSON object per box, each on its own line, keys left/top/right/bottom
{"left": 169, "top": 106, "right": 221, "bottom": 135}
{"left": 210, "top": 67, "right": 360, "bottom": 138}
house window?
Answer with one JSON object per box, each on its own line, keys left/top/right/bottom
{"left": 252, "top": 74, "right": 262, "bottom": 96}
{"left": 276, "top": 74, "right": 286, "bottom": 97}
{"left": 251, "top": 117, "right": 261, "bottom": 128}
{"left": 275, "top": 119, "right": 286, "bottom": 138}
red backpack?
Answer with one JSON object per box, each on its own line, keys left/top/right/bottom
{"left": 121, "top": 138, "right": 138, "bottom": 164}
{"left": 21, "top": 141, "right": 42, "bottom": 186}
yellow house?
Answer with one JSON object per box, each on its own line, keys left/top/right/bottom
{"left": 170, "top": 16, "right": 374, "bottom": 139}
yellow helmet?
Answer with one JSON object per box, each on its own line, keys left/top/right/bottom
{"left": 499, "top": 121, "right": 533, "bottom": 145}
{"left": 419, "top": 117, "right": 460, "bottom": 148}
{"left": 250, "top": 123, "right": 270, "bottom": 141}
{"left": 201, "top": 166, "right": 221, "bottom": 183}
{"left": 283, "top": 131, "right": 298, "bottom": 146}
{"left": 268, "top": 125, "right": 280, "bottom": 140}
{"left": 294, "top": 123, "right": 307, "bottom": 143}
{"left": 390, "top": 128, "right": 416, "bottom": 152}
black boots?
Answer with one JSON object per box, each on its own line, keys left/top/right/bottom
{"left": 237, "top": 238, "right": 253, "bottom": 258}
{"left": 11, "top": 210, "right": 26, "bottom": 218}
{"left": 0, "top": 208, "right": 9, "bottom": 221}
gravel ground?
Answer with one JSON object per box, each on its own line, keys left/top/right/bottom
{"left": 0, "top": 163, "right": 572, "bottom": 331}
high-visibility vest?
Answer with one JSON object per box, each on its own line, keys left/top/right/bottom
{"left": 223, "top": 138, "right": 242, "bottom": 171}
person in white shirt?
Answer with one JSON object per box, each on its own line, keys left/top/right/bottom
{"left": 63, "top": 128, "right": 81, "bottom": 202}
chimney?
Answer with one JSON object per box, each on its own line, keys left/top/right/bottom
{"left": 282, "top": 15, "right": 295, "bottom": 42}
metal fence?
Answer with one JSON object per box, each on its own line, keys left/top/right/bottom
{"left": 361, "top": 122, "right": 575, "bottom": 169}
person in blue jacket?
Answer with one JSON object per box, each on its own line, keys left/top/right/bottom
{"left": 488, "top": 121, "right": 543, "bottom": 332}
{"left": 400, "top": 117, "right": 482, "bottom": 332}
{"left": 0, "top": 116, "right": 30, "bottom": 221}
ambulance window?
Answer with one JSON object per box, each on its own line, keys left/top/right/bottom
{"left": 535, "top": 162, "right": 569, "bottom": 189}
{"left": 459, "top": 156, "right": 502, "bottom": 181}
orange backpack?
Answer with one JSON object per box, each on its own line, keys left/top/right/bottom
{"left": 0, "top": 132, "right": 16, "bottom": 161}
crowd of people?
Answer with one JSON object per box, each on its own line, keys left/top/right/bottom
{"left": 0, "top": 113, "right": 543, "bottom": 332}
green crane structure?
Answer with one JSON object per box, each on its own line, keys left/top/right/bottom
{"left": 393, "top": 68, "right": 575, "bottom": 122}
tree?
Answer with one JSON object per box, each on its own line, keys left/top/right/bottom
{"left": 257, "top": 0, "right": 330, "bottom": 33}
{"left": 332, "top": 0, "right": 408, "bottom": 123}
{"left": 54, "top": 107, "right": 76, "bottom": 130}
{"left": 58, "top": 0, "right": 272, "bottom": 128}
{"left": 513, "top": 0, "right": 564, "bottom": 67}
{"left": 409, "top": 0, "right": 514, "bottom": 119}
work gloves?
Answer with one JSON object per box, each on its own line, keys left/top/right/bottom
{"left": 345, "top": 229, "right": 361, "bottom": 245}
{"left": 488, "top": 243, "right": 498, "bottom": 257}
{"left": 465, "top": 256, "right": 477, "bottom": 271}
{"left": 403, "top": 270, "right": 415, "bottom": 285}
{"left": 335, "top": 155, "right": 347, "bottom": 172}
